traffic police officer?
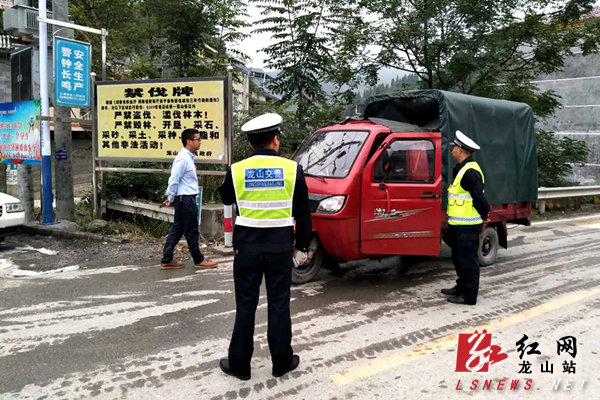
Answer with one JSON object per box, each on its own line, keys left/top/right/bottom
{"left": 442, "top": 130, "right": 490, "bottom": 305}
{"left": 217, "top": 113, "right": 312, "bottom": 380}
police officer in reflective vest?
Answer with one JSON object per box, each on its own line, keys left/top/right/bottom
{"left": 217, "top": 113, "right": 312, "bottom": 380}
{"left": 442, "top": 130, "right": 490, "bottom": 305}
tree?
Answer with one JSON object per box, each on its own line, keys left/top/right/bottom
{"left": 70, "top": 0, "right": 151, "bottom": 78}
{"left": 253, "top": 0, "right": 375, "bottom": 130}
{"left": 234, "top": 100, "right": 346, "bottom": 162}
{"left": 536, "top": 129, "right": 589, "bottom": 186}
{"left": 70, "top": 0, "right": 248, "bottom": 79}
{"left": 355, "top": 0, "right": 600, "bottom": 118}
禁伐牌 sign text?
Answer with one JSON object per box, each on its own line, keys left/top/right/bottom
{"left": 96, "top": 79, "right": 226, "bottom": 162}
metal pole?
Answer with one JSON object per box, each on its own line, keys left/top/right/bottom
{"left": 225, "top": 65, "right": 234, "bottom": 247}
{"left": 101, "top": 29, "right": 107, "bottom": 81}
{"left": 226, "top": 66, "right": 233, "bottom": 164}
{"left": 90, "top": 72, "right": 99, "bottom": 219}
{"left": 39, "top": 0, "right": 55, "bottom": 224}
{"left": 99, "top": 30, "right": 108, "bottom": 216}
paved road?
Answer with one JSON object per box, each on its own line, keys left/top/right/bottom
{"left": 1, "top": 214, "right": 599, "bottom": 399}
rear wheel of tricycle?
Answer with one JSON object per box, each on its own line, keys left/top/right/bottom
{"left": 478, "top": 226, "right": 499, "bottom": 266}
{"left": 292, "top": 237, "right": 323, "bottom": 284}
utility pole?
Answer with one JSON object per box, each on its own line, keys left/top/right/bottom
{"left": 39, "top": 0, "right": 55, "bottom": 224}
{"left": 17, "top": 165, "right": 35, "bottom": 222}
{"left": 52, "top": 0, "right": 74, "bottom": 221}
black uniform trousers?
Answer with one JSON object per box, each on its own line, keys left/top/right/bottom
{"left": 449, "top": 224, "right": 482, "bottom": 304}
{"left": 228, "top": 247, "right": 294, "bottom": 375}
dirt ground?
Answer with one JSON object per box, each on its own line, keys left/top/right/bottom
{"left": 0, "top": 233, "right": 216, "bottom": 273}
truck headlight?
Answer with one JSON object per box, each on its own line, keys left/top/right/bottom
{"left": 316, "top": 195, "right": 346, "bottom": 214}
{"left": 5, "top": 202, "right": 23, "bottom": 213}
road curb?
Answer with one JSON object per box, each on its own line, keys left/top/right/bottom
{"left": 21, "top": 224, "right": 129, "bottom": 244}
{"left": 211, "top": 244, "right": 235, "bottom": 256}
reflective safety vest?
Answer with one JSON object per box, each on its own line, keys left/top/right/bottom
{"left": 231, "top": 155, "right": 297, "bottom": 228}
{"left": 447, "top": 161, "right": 485, "bottom": 225}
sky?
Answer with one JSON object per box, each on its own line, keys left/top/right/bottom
{"left": 232, "top": 2, "right": 270, "bottom": 69}
{"left": 234, "top": 1, "right": 600, "bottom": 70}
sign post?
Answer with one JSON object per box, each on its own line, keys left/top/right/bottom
{"left": 38, "top": 0, "right": 54, "bottom": 224}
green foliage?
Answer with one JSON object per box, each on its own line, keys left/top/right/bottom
{"left": 104, "top": 161, "right": 225, "bottom": 205}
{"left": 352, "top": 0, "right": 600, "bottom": 118}
{"left": 74, "top": 195, "right": 94, "bottom": 228}
{"left": 253, "top": 0, "right": 374, "bottom": 129}
{"left": 536, "top": 129, "right": 589, "bottom": 186}
{"left": 69, "top": 0, "right": 248, "bottom": 79}
{"left": 76, "top": 195, "right": 172, "bottom": 238}
{"left": 105, "top": 162, "right": 169, "bottom": 202}
{"left": 234, "top": 101, "right": 346, "bottom": 162}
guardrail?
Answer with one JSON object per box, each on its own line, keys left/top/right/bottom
{"left": 537, "top": 185, "right": 600, "bottom": 213}
{"left": 107, "top": 198, "right": 174, "bottom": 222}
{"left": 106, "top": 198, "right": 223, "bottom": 240}
{"left": 106, "top": 187, "right": 600, "bottom": 224}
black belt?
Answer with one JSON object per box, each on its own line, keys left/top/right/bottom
{"left": 175, "top": 194, "right": 197, "bottom": 199}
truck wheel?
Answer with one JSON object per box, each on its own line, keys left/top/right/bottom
{"left": 478, "top": 226, "right": 499, "bottom": 266}
{"left": 292, "top": 237, "right": 323, "bottom": 284}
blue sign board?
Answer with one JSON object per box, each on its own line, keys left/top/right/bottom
{"left": 55, "top": 150, "right": 68, "bottom": 160}
{"left": 54, "top": 37, "right": 91, "bottom": 108}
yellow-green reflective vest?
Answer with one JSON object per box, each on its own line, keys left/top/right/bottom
{"left": 447, "top": 161, "right": 485, "bottom": 225}
{"left": 231, "top": 155, "right": 297, "bottom": 228}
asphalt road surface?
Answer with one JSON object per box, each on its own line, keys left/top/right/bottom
{"left": 1, "top": 213, "right": 599, "bottom": 399}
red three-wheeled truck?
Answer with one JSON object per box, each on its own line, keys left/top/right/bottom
{"left": 291, "top": 90, "right": 537, "bottom": 284}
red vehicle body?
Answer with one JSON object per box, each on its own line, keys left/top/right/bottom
{"left": 291, "top": 120, "right": 531, "bottom": 284}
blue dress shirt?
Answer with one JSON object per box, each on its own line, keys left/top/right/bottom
{"left": 166, "top": 148, "right": 199, "bottom": 202}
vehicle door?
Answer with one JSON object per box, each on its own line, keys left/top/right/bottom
{"left": 360, "top": 132, "right": 442, "bottom": 256}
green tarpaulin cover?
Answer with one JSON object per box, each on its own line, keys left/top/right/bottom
{"left": 364, "top": 90, "right": 538, "bottom": 205}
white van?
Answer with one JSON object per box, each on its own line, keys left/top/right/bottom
{"left": 0, "top": 192, "right": 25, "bottom": 241}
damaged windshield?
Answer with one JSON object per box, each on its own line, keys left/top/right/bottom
{"left": 294, "top": 130, "right": 369, "bottom": 178}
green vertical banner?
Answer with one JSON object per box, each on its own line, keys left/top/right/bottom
{"left": 197, "top": 186, "right": 203, "bottom": 226}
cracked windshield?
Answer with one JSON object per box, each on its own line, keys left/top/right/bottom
{"left": 294, "top": 131, "right": 369, "bottom": 178}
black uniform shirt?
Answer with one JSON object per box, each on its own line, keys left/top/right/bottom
{"left": 453, "top": 156, "right": 490, "bottom": 220}
{"left": 218, "top": 149, "right": 312, "bottom": 252}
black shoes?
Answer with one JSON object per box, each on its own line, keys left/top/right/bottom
{"left": 273, "top": 355, "right": 300, "bottom": 378}
{"left": 219, "top": 358, "right": 250, "bottom": 381}
{"left": 219, "top": 355, "right": 300, "bottom": 380}
{"left": 441, "top": 287, "right": 459, "bottom": 296}
{"left": 447, "top": 295, "right": 476, "bottom": 305}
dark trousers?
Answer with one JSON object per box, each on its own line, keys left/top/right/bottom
{"left": 449, "top": 224, "right": 482, "bottom": 304}
{"left": 161, "top": 195, "right": 204, "bottom": 264}
{"left": 228, "top": 248, "right": 294, "bottom": 375}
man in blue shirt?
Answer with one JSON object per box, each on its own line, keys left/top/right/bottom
{"left": 160, "top": 128, "right": 218, "bottom": 270}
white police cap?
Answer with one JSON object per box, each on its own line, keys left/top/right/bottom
{"left": 453, "top": 130, "right": 480, "bottom": 151}
{"left": 241, "top": 113, "right": 283, "bottom": 135}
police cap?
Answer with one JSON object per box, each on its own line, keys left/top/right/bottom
{"left": 453, "top": 130, "right": 480, "bottom": 152}
{"left": 241, "top": 113, "right": 283, "bottom": 136}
